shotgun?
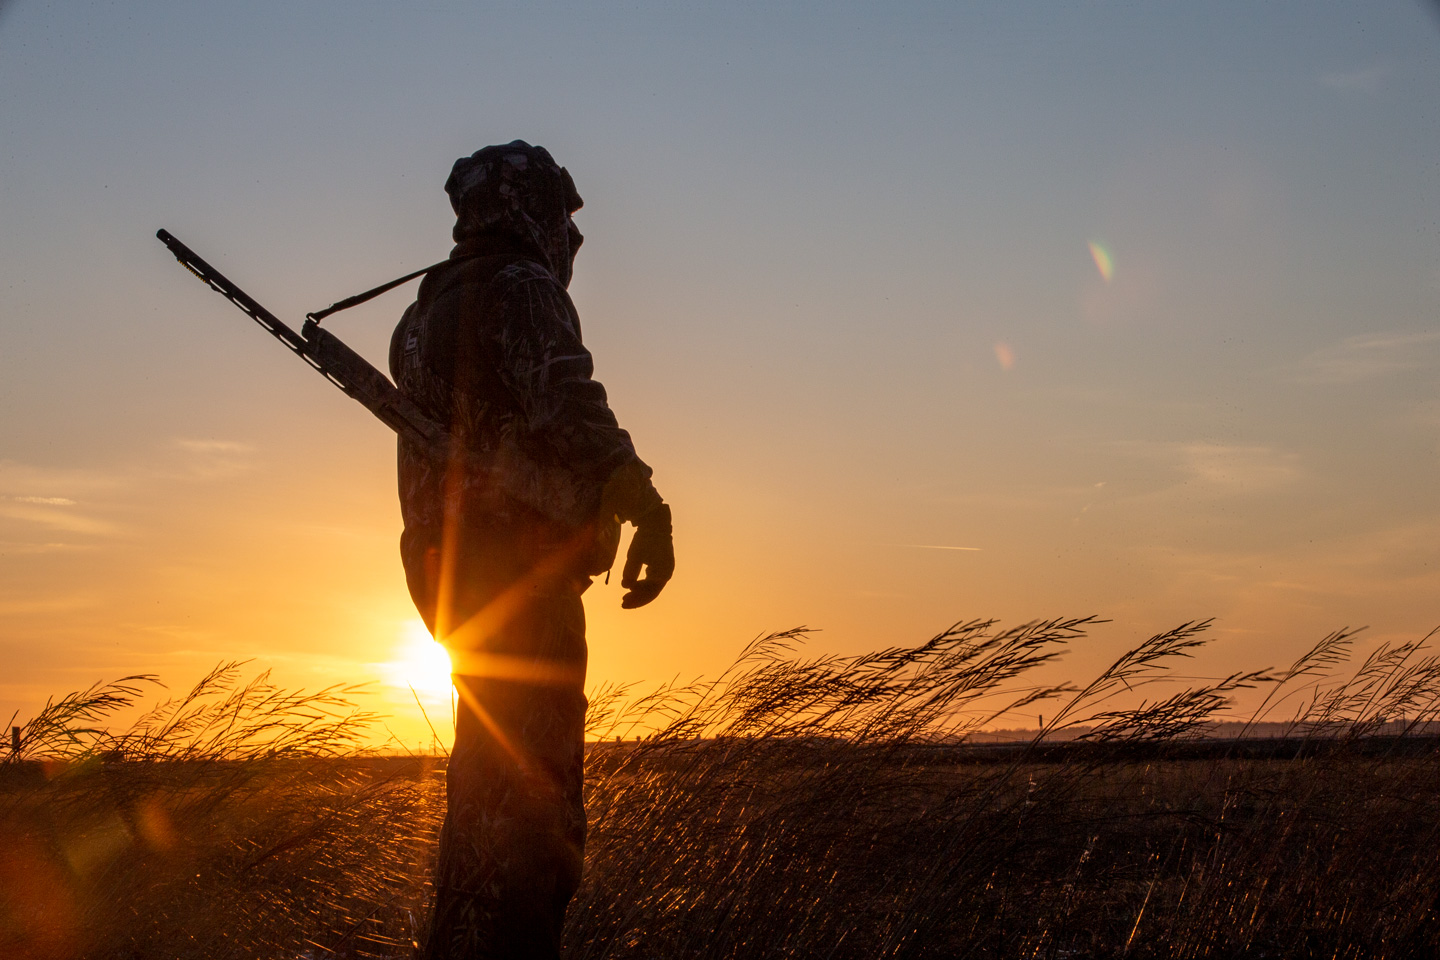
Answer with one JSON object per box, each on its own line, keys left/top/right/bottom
{"left": 155, "top": 228, "right": 475, "bottom": 482}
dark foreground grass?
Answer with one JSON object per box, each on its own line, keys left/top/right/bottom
{"left": 3, "top": 619, "right": 1439, "bottom": 959}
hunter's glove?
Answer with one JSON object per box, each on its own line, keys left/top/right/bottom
{"left": 621, "top": 502, "right": 673, "bottom": 609}
{"left": 598, "top": 461, "right": 675, "bottom": 608}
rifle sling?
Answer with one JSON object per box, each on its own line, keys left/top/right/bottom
{"left": 306, "top": 254, "right": 482, "bottom": 324}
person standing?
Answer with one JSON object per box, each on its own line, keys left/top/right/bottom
{"left": 390, "top": 141, "right": 674, "bottom": 959}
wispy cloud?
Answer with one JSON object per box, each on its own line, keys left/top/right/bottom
{"left": 1138, "top": 513, "right": 1440, "bottom": 606}
{"left": 1318, "top": 64, "right": 1388, "bottom": 95}
{"left": 175, "top": 439, "right": 256, "bottom": 455}
{"left": 0, "top": 460, "right": 129, "bottom": 499}
{"left": 0, "top": 466, "right": 126, "bottom": 537}
{"left": 171, "top": 438, "right": 257, "bottom": 480}
{"left": 0, "top": 441, "right": 258, "bottom": 543}
{"left": 1111, "top": 440, "right": 1301, "bottom": 496}
{"left": 1290, "top": 330, "right": 1440, "bottom": 384}
{"left": 1175, "top": 442, "right": 1299, "bottom": 492}
{"left": 0, "top": 501, "right": 122, "bottom": 536}
{"left": 0, "top": 540, "right": 98, "bottom": 555}
{"left": 0, "top": 460, "right": 129, "bottom": 538}
{"left": 0, "top": 594, "right": 102, "bottom": 616}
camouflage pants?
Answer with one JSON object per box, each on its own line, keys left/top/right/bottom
{"left": 408, "top": 520, "right": 589, "bottom": 960}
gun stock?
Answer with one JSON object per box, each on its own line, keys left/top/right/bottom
{"left": 300, "top": 321, "right": 452, "bottom": 452}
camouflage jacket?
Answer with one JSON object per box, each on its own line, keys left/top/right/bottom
{"left": 389, "top": 237, "right": 650, "bottom": 538}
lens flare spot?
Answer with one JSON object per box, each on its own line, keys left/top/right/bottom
{"left": 1088, "top": 240, "right": 1114, "bottom": 283}
{"left": 135, "top": 798, "right": 176, "bottom": 850}
{"left": 994, "top": 342, "right": 1016, "bottom": 371}
{"left": 387, "top": 619, "right": 454, "bottom": 700}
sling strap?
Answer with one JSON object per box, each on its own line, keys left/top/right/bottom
{"left": 306, "top": 254, "right": 482, "bottom": 324}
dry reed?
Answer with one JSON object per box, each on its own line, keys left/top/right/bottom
{"left": 2, "top": 619, "right": 1437, "bottom": 958}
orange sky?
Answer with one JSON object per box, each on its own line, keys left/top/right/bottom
{"left": 4, "top": 1, "right": 1440, "bottom": 748}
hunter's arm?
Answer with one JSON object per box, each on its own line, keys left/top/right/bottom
{"left": 490, "top": 264, "right": 653, "bottom": 500}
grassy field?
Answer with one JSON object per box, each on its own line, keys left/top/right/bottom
{"left": 3, "top": 618, "right": 1438, "bottom": 959}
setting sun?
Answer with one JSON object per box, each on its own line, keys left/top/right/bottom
{"left": 386, "top": 619, "right": 454, "bottom": 701}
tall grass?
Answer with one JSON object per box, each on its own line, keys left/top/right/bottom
{"left": 574, "top": 619, "right": 1440, "bottom": 959}
{"left": 2, "top": 664, "right": 432, "bottom": 958}
{"left": 8, "top": 662, "right": 376, "bottom": 763}
{"left": 3, "top": 620, "right": 1438, "bottom": 958}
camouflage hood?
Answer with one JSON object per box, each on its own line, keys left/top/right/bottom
{"left": 445, "top": 141, "right": 584, "bottom": 287}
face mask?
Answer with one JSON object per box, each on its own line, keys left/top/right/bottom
{"left": 557, "top": 216, "right": 584, "bottom": 288}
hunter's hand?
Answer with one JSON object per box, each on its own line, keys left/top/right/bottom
{"left": 620, "top": 503, "right": 673, "bottom": 609}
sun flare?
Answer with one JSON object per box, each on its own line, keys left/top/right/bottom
{"left": 387, "top": 619, "right": 454, "bottom": 701}
{"left": 1087, "top": 240, "right": 1114, "bottom": 283}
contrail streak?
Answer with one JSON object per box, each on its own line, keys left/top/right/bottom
{"left": 893, "top": 543, "right": 983, "bottom": 552}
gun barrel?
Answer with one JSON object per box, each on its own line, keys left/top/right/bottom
{"left": 154, "top": 228, "right": 553, "bottom": 521}
{"left": 156, "top": 229, "right": 312, "bottom": 361}
{"left": 156, "top": 229, "right": 457, "bottom": 461}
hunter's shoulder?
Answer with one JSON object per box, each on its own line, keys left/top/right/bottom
{"left": 492, "top": 259, "right": 566, "bottom": 292}
{"left": 422, "top": 256, "right": 561, "bottom": 301}
{"left": 422, "top": 253, "right": 508, "bottom": 297}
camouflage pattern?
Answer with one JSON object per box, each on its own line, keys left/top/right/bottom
{"left": 444, "top": 141, "right": 584, "bottom": 288}
{"left": 392, "top": 142, "right": 649, "bottom": 959}
{"left": 390, "top": 250, "right": 647, "bottom": 542}
{"left": 421, "top": 516, "right": 590, "bottom": 960}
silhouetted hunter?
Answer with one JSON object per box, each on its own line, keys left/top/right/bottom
{"left": 391, "top": 142, "right": 673, "bottom": 959}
